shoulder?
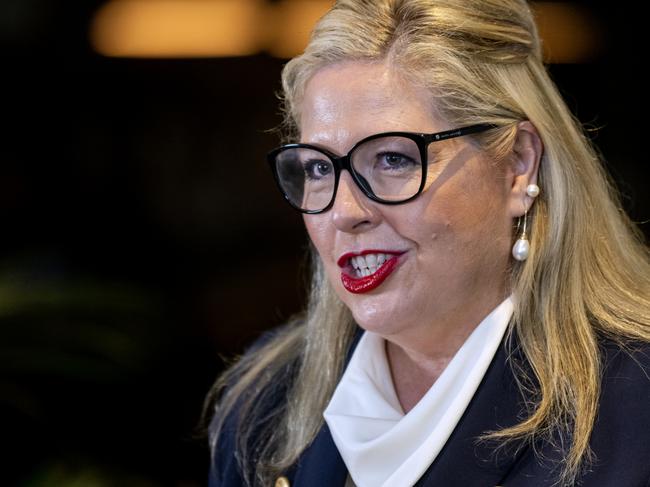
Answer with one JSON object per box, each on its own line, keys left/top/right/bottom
{"left": 208, "top": 324, "right": 305, "bottom": 486}
{"left": 596, "top": 338, "right": 650, "bottom": 432}
{"left": 599, "top": 337, "right": 650, "bottom": 393}
{"left": 583, "top": 338, "right": 650, "bottom": 483}
{"left": 477, "top": 336, "right": 650, "bottom": 486}
{"left": 597, "top": 337, "right": 650, "bottom": 411}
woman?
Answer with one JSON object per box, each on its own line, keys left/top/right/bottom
{"left": 206, "top": 1, "right": 650, "bottom": 486}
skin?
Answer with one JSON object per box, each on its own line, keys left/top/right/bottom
{"left": 300, "top": 60, "right": 541, "bottom": 412}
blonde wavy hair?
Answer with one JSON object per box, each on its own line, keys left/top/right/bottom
{"left": 207, "top": 1, "right": 650, "bottom": 485}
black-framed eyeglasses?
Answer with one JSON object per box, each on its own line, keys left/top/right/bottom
{"left": 267, "top": 123, "right": 496, "bottom": 214}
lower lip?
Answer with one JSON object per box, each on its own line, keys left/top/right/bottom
{"left": 341, "top": 255, "right": 401, "bottom": 294}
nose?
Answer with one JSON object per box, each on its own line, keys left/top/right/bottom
{"left": 330, "top": 171, "right": 380, "bottom": 233}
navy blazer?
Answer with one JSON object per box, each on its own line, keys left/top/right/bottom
{"left": 210, "top": 334, "right": 650, "bottom": 486}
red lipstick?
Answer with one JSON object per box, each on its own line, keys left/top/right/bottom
{"left": 338, "top": 251, "right": 403, "bottom": 294}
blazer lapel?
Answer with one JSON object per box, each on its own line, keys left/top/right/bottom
{"left": 414, "top": 338, "right": 531, "bottom": 486}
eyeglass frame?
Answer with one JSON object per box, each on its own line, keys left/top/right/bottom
{"left": 267, "top": 123, "right": 497, "bottom": 214}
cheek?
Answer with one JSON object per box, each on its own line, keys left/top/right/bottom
{"left": 303, "top": 215, "right": 322, "bottom": 243}
{"left": 303, "top": 215, "right": 334, "bottom": 260}
{"left": 447, "top": 184, "right": 512, "bottom": 262}
{"left": 413, "top": 171, "right": 510, "bottom": 251}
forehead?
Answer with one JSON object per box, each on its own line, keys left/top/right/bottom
{"left": 299, "top": 61, "right": 445, "bottom": 149}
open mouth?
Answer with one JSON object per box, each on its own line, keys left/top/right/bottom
{"left": 349, "top": 252, "right": 392, "bottom": 277}
{"left": 338, "top": 251, "right": 404, "bottom": 294}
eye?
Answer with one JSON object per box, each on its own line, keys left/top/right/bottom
{"left": 377, "top": 152, "right": 418, "bottom": 171}
{"left": 304, "top": 158, "right": 334, "bottom": 180}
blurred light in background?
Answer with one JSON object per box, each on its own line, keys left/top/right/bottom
{"left": 533, "top": 2, "right": 601, "bottom": 63}
{"left": 91, "top": 0, "right": 601, "bottom": 62}
{"left": 266, "top": 0, "right": 332, "bottom": 58}
{"left": 90, "top": 0, "right": 266, "bottom": 57}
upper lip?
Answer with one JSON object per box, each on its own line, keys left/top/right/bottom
{"left": 337, "top": 249, "right": 405, "bottom": 268}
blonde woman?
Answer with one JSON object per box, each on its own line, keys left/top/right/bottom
{"left": 206, "top": 1, "right": 650, "bottom": 486}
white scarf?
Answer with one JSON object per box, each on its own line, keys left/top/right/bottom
{"left": 323, "top": 297, "right": 514, "bottom": 487}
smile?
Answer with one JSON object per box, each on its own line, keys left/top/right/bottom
{"left": 337, "top": 251, "right": 404, "bottom": 294}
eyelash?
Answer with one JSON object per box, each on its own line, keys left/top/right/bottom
{"left": 303, "top": 159, "right": 333, "bottom": 180}
{"left": 375, "top": 152, "right": 418, "bottom": 170}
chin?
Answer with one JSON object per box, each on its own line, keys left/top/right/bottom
{"left": 343, "top": 294, "right": 412, "bottom": 337}
{"left": 327, "top": 266, "right": 414, "bottom": 332}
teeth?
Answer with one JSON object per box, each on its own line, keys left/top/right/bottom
{"left": 349, "top": 253, "right": 392, "bottom": 277}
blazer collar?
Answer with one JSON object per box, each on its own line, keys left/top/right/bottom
{"left": 288, "top": 331, "right": 530, "bottom": 487}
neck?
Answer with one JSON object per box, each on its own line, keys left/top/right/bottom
{"left": 384, "top": 292, "right": 508, "bottom": 412}
{"left": 385, "top": 341, "right": 450, "bottom": 413}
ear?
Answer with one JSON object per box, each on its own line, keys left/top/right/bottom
{"left": 507, "top": 121, "right": 542, "bottom": 218}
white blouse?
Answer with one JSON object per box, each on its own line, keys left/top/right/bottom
{"left": 323, "top": 297, "right": 514, "bottom": 487}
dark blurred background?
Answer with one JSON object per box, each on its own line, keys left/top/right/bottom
{"left": 1, "top": 1, "right": 647, "bottom": 485}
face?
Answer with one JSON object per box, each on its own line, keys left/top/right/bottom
{"left": 300, "top": 61, "right": 518, "bottom": 348}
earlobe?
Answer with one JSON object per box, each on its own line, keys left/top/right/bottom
{"left": 508, "top": 121, "right": 543, "bottom": 218}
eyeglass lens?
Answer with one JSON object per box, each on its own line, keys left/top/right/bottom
{"left": 274, "top": 135, "right": 423, "bottom": 212}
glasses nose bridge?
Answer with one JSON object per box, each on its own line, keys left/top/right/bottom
{"left": 330, "top": 150, "right": 374, "bottom": 199}
{"left": 331, "top": 151, "right": 353, "bottom": 174}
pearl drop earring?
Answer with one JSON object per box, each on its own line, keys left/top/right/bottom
{"left": 512, "top": 184, "right": 540, "bottom": 262}
{"left": 512, "top": 211, "right": 530, "bottom": 261}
